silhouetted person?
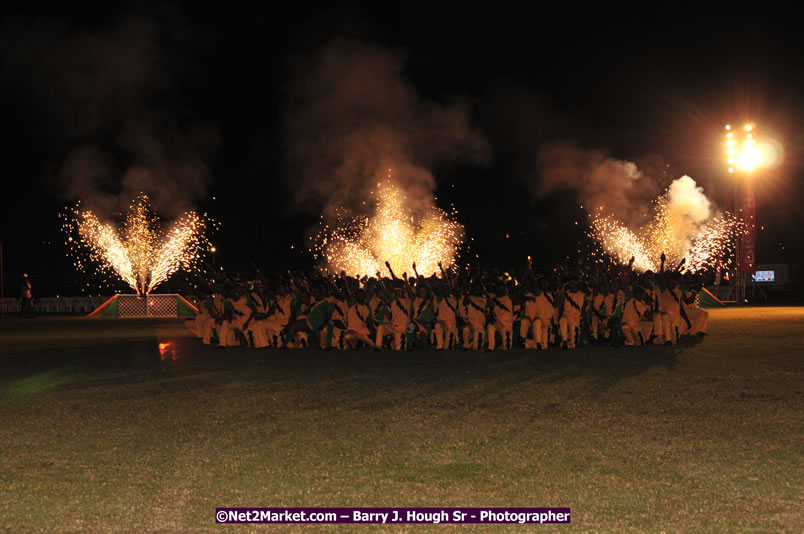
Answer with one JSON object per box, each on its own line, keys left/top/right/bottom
{"left": 20, "top": 273, "right": 34, "bottom": 318}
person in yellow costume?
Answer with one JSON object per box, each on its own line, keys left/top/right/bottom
{"left": 651, "top": 256, "right": 675, "bottom": 345}
{"left": 549, "top": 279, "right": 563, "bottom": 346}
{"left": 279, "top": 280, "right": 313, "bottom": 349}
{"left": 461, "top": 283, "right": 488, "bottom": 350}
{"left": 431, "top": 262, "right": 458, "bottom": 350}
{"left": 371, "top": 264, "right": 410, "bottom": 351}
{"left": 529, "top": 278, "right": 555, "bottom": 350}
{"left": 658, "top": 275, "right": 685, "bottom": 345}
{"left": 283, "top": 285, "right": 337, "bottom": 349}
{"left": 558, "top": 280, "right": 586, "bottom": 349}
{"left": 603, "top": 280, "right": 621, "bottom": 341}
{"left": 487, "top": 283, "right": 514, "bottom": 350}
{"left": 222, "top": 290, "right": 252, "bottom": 347}
{"left": 387, "top": 285, "right": 412, "bottom": 351}
{"left": 344, "top": 289, "right": 374, "bottom": 349}
{"left": 245, "top": 287, "right": 272, "bottom": 349}
{"left": 640, "top": 272, "right": 666, "bottom": 344}
{"left": 433, "top": 285, "right": 458, "bottom": 350}
{"left": 264, "top": 288, "right": 294, "bottom": 348}
{"left": 202, "top": 292, "right": 224, "bottom": 345}
{"left": 621, "top": 287, "right": 651, "bottom": 346}
{"left": 322, "top": 282, "right": 348, "bottom": 350}
{"left": 410, "top": 285, "right": 434, "bottom": 349}
{"left": 370, "top": 283, "right": 390, "bottom": 350}
{"left": 519, "top": 282, "right": 539, "bottom": 349}
{"left": 215, "top": 290, "right": 242, "bottom": 347}
{"left": 519, "top": 267, "right": 543, "bottom": 349}
{"left": 606, "top": 279, "right": 627, "bottom": 345}
{"left": 681, "top": 274, "right": 709, "bottom": 335}
{"left": 340, "top": 275, "right": 374, "bottom": 349}
{"left": 186, "top": 293, "right": 213, "bottom": 339}
{"left": 401, "top": 264, "right": 433, "bottom": 349}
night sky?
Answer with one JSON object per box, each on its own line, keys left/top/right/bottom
{"left": 2, "top": 5, "right": 803, "bottom": 297}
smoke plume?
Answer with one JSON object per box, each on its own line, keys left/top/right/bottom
{"left": 282, "top": 38, "right": 489, "bottom": 218}
{"left": 665, "top": 174, "right": 712, "bottom": 251}
{"left": 536, "top": 142, "right": 667, "bottom": 228}
{"left": 485, "top": 85, "right": 670, "bottom": 229}
{"left": 1, "top": 14, "right": 218, "bottom": 219}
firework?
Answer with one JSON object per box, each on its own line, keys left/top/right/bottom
{"left": 312, "top": 181, "right": 463, "bottom": 277}
{"left": 588, "top": 177, "right": 741, "bottom": 273}
{"left": 685, "top": 213, "right": 743, "bottom": 273}
{"left": 590, "top": 214, "right": 657, "bottom": 272}
{"left": 62, "top": 194, "right": 213, "bottom": 294}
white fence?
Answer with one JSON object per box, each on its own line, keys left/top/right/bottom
{"left": 0, "top": 296, "right": 110, "bottom": 315}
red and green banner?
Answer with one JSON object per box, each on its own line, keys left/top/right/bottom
{"left": 177, "top": 295, "right": 199, "bottom": 317}
{"left": 699, "top": 287, "right": 726, "bottom": 308}
{"left": 87, "top": 295, "right": 119, "bottom": 318}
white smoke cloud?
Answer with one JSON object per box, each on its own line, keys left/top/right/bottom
{"left": 667, "top": 175, "right": 711, "bottom": 227}
{"left": 665, "top": 175, "right": 713, "bottom": 257}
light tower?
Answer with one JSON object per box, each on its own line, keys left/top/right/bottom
{"left": 725, "top": 123, "right": 759, "bottom": 303}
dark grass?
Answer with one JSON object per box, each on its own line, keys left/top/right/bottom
{"left": 0, "top": 308, "right": 802, "bottom": 532}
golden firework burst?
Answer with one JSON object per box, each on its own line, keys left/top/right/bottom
{"left": 62, "top": 194, "right": 214, "bottom": 294}
{"left": 311, "top": 181, "right": 463, "bottom": 278}
{"left": 587, "top": 192, "right": 742, "bottom": 273}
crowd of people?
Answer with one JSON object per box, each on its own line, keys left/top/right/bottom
{"left": 185, "top": 255, "right": 709, "bottom": 351}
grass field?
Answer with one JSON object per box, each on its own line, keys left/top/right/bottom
{"left": 1, "top": 308, "right": 802, "bottom": 532}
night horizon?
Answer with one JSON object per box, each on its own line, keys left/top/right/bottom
{"left": 1, "top": 6, "right": 803, "bottom": 297}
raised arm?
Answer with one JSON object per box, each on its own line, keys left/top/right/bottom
{"left": 401, "top": 272, "right": 415, "bottom": 298}
{"left": 384, "top": 261, "right": 398, "bottom": 281}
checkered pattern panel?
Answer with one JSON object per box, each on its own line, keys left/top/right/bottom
{"left": 117, "top": 294, "right": 178, "bottom": 318}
